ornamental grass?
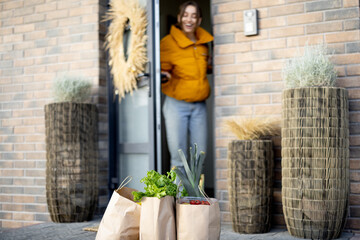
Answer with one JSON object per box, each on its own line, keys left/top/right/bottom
{"left": 224, "top": 117, "right": 281, "bottom": 140}
{"left": 52, "top": 74, "right": 92, "bottom": 103}
{"left": 282, "top": 44, "right": 337, "bottom": 88}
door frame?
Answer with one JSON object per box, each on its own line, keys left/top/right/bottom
{"left": 107, "top": 0, "right": 162, "bottom": 193}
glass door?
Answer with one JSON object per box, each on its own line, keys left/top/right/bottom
{"left": 108, "top": 0, "right": 161, "bottom": 191}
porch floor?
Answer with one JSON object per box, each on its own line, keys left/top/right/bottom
{"left": 0, "top": 217, "right": 357, "bottom": 240}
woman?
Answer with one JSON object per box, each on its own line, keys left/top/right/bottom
{"left": 160, "top": 1, "right": 213, "bottom": 168}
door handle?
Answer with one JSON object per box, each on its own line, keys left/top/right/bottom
{"left": 136, "top": 72, "right": 150, "bottom": 94}
{"left": 137, "top": 73, "right": 150, "bottom": 78}
{"left": 136, "top": 62, "right": 151, "bottom": 97}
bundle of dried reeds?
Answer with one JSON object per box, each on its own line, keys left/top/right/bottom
{"left": 224, "top": 117, "right": 281, "bottom": 140}
{"left": 104, "top": 0, "right": 148, "bottom": 100}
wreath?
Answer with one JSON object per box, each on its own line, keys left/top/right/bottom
{"left": 104, "top": 0, "right": 148, "bottom": 100}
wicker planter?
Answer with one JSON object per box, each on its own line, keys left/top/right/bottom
{"left": 227, "top": 140, "right": 273, "bottom": 233}
{"left": 282, "top": 87, "right": 349, "bottom": 239}
{"left": 45, "top": 102, "right": 98, "bottom": 222}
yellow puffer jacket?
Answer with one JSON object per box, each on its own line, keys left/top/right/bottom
{"left": 160, "top": 25, "right": 214, "bottom": 102}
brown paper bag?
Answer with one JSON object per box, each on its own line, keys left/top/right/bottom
{"left": 176, "top": 198, "right": 221, "bottom": 240}
{"left": 139, "top": 196, "right": 176, "bottom": 240}
{"left": 96, "top": 186, "right": 141, "bottom": 240}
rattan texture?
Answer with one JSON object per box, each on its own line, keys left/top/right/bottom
{"left": 45, "top": 103, "right": 99, "bottom": 222}
{"left": 228, "top": 140, "right": 273, "bottom": 234}
{"left": 281, "top": 87, "right": 349, "bottom": 240}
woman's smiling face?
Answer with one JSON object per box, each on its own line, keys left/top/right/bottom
{"left": 178, "top": 5, "right": 201, "bottom": 35}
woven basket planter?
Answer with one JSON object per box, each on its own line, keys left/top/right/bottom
{"left": 227, "top": 140, "right": 273, "bottom": 233}
{"left": 282, "top": 87, "right": 349, "bottom": 239}
{"left": 45, "top": 102, "right": 98, "bottom": 222}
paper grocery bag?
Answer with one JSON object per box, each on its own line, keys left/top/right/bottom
{"left": 139, "top": 196, "right": 176, "bottom": 240}
{"left": 176, "top": 198, "right": 221, "bottom": 240}
{"left": 96, "top": 186, "right": 141, "bottom": 240}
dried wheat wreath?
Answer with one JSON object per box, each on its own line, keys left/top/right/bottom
{"left": 105, "top": 0, "right": 148, "bottom": 100}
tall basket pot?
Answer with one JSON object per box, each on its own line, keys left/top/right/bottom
{"left": 45, "top": 102, "right": 98, "bottom": 222}
{"left": 282, "top": 87, "right": 349, "bottom": 239}
{"left": 228, "top": 140, "right": 274, "bottom": 233}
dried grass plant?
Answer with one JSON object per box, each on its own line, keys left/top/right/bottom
{"left": 53, "top": 75, "right": 92, "bottom": 103}
{"left": 224, "top": 117, "right": 281, "bottom": 140}
{"left": 283, "top": 44, "right": 337, "bottom": 89}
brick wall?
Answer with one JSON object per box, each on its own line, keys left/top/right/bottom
{"left": 212, "top": 0, "right": 360, "bottom": 232}
{"left": 0, "top": 0, "right": 108, "bottom": 228}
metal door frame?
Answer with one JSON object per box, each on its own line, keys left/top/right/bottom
{"left": 107, "top": 0, "right": 162, "bottom": 193}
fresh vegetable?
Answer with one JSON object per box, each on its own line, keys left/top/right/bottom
{"left": 132, "top": 170, "right": 177, "bottom": 201}
{"left": 180, "top": 197, "right": 210, "bottom": 205}
{"left": 180, "top": 186, "right": 188, "bottom": 197}
{"left": 190, "top": 200, "right": 201, "bottom": 205}
{"left": 189, "top": 200, "right": 210, "bottom": 205}
{"left": 173, "top": 144, "right": 205, "bottom": 197}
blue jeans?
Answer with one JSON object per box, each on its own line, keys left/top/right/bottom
{"left": 162, "top": 96, "right": 207, "bottom": 167}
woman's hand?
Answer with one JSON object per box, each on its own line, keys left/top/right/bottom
{"left": 161, "top": 71, "right": 171, "bottom": 83}
{"left": 207, "top": 55, "right": 213, "bottom": 74}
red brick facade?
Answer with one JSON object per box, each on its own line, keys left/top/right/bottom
{"left": 212, "top": 0, "right": 360, "bottom": 232}
{"left": 0, "top": 0, "right": 108, "bottom": 228}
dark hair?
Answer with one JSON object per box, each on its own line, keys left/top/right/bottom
{"left": 178, "top": 1, "right": 202, "bottom": 21}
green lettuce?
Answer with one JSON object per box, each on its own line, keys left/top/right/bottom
{"left": 132, "top": 170, "right": 177, "bottom": 201}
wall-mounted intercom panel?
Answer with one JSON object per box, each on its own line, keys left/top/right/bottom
{"left": 243, "top": 9, "right": 258, "bottom": 36}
